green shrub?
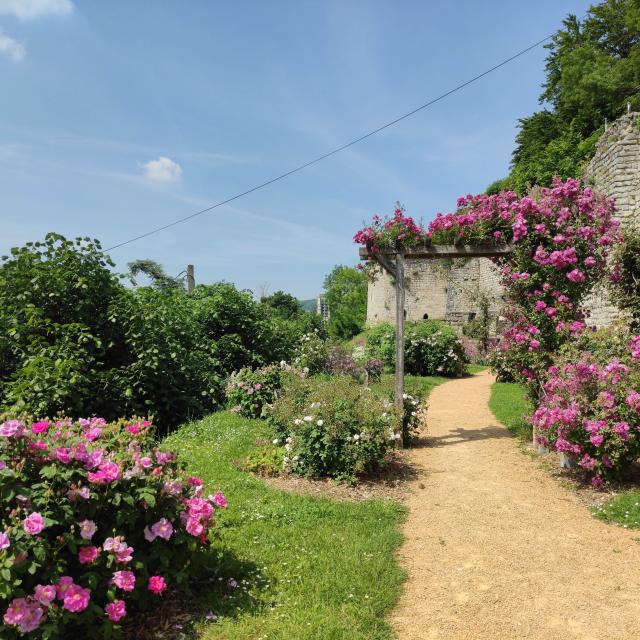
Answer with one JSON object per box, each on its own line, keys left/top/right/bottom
{"left": 292, "top": 331, "right": 330, "bottom": 375}
{"left": 366, "top": 320, "right": 467, "bottom": 377}
{"left": 225, "top": 364, "right": 287, "bottom": 419}
{"left": 0, "top": 235, "right": 313, "bottom": 431}
{"left": 268, "top": 376, "right": 400, "bottom": 480}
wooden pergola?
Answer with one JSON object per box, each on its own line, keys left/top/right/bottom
{"left": 359, "top": 241, "right": 513, "bottom": 446}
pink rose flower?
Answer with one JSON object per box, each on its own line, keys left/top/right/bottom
{"left": 34, "top": 584, "right": 57, "bottom": 607}
{"left": 23, "top": 512, "right": 45, "bottom": 535}
{"left": 63, "top": 585, "right": 91, "bottom": 613}
{"left": 78, "top": 546, "right": 100, "bottom": 564}
{"left": 112, "top": 570, "right": 136, "bottom": 592}
{"left": 211, "top": 491, "right": 227, "bottom": 509}
{"left": 55, "top": 447, "right": 72, "bottom": 464}
{"left": 0, "top": 531, "right": 9, "bottom": 550}
{"left": 148, "top": 575, "right": 167, "bottom": 595}
{"left": 150, "top": 518, "right": 174, "bottom": 541}
{"left": 105, "top": 599, "right": 127, "bottom": 622}
{"left": 185, "top": 517, "right": 204, "bottom": 537}
{"left": 79, "top": 519, "right": 97, "bottom": 540}
{"left": 31, "top": 421, "right": 49, "bottom": 435}
{"left": 56, "top": 576, "right": 76, "bottom": 600}
{"left": 0, "top": 420, "right": 24, "bottom": 438}
{"left": 3, "top": 598, "right": 44, "bottom": 633}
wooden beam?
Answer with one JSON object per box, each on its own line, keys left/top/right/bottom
{"left": 395, "top": 251, "right": 405, "bottom": 447}
{"left": 359, "top": 243, "right": 513, "bottom": 260}
{"left": 371, "top": 252, "right": 397, "bottom": 280}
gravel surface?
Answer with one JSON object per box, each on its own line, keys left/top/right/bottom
{"left": 391, "top": 370, "right": 640, "bottom": 640}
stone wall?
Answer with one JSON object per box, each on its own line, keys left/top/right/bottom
{"left": 582, "top": 112, "right": 640, "bottom": 327}
{"left": 366, "top": 257, "right": 504, "bottom": 331}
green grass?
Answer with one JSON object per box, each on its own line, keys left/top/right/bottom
{"left": 372, "top": 373, "right": 448, "bottom": 400}
{"left": 489, "top": 381, "right": 533, "bottom": 440}
{"left": 164, "top": 412, "right": 406, "bottom": 640}
{"left": 466, "top": 363, "right": 487, "bottom": 375}
{"left": 593, "top": 491, "right": 640, "bottom": 529}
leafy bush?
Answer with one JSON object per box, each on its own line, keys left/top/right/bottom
{"left": 532, "top": 326, "right": 640, "bottom": 485}
{"left": 0, "top": 235, "right": 312, "bottom": 431}
{"left": 225, "top": 365, "right": 286, "bottom": 419}
{"left": 365, "top": 321, "right": 467, "bottom": 377}
{"left": 268, "top": 376, "right": 400, "bottom": 480}
{"left": 326, "top": 346, "right": 359, "bottom": 378}
{"left": 610, "top": 228, "right": 640, "bottom": 329}
{"left": 0, "top": 416, "right": 226, "bottom": 637}
{"left": 292, "top": 331, "right": 329, "bottom": 376}
{"left": 363, "top": 358, "right": 384, "bottom": 383}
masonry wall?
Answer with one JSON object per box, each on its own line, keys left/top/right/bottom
{"left": 582, "top": 112, "right": 640, "bottom": 327}
{"left": 366, "top": 257, "right": 504, "bottom": 330}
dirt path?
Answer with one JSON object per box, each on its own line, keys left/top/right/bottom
{"left": 391, "top": 370, "right": 640, "bottom": 640}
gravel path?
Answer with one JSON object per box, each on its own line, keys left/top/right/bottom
{"left": 391, "top": 370, "right": 640, "bottom": 640}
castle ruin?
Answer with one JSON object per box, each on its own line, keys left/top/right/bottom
{"left": 366, "top": 112, "right": 640, "bottom": 331}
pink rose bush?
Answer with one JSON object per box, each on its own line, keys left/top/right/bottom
{"left": 532, "top": 328, "right": 640, "bottom": 485}
{"left": 354, "top": 179, "right": 621, "bottom": 394}
{"left": 0, "top": 416, "right": 227, "bottom": 637}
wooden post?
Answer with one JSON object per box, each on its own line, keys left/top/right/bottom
{"left": 395, "top": 251, "right": 405, "bottom": 446}
{"left": 186, "top": 264, "right": 195, "bottom": 294}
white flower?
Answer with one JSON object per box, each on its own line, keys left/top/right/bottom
{"left": 303, "top": 416, "right": 313, "bottom": 422}
{"left": 411, "top": 411, "right": 417, "bottom": 416}
{"left": 402, "top": 393, "right": 409, "bottom": 399}
{"left": 353, "top": 434, "right": 360, "bottom": 441}
{"left": 272, "top": 438, "right": 280, "bottom": 445}
{"left": 317, "top": 419, "right": 324, "bottom": 426}
{"left": 294, "top": 419, "right": 304, "bottom": 425}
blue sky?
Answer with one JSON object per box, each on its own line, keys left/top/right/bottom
{"left": 0, "top": 0, "right": 591, "bottom": 298}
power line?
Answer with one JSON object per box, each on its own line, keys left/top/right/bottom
{"left": 106, "top": 33, "right": 552, "bottom": 252}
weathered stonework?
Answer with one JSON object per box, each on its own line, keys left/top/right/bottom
{"left": 366, "top": 112, "right": 640, "bottom": 330}
{"left": 366, "top": 257, "right": 504, "bottom": 331}
{"left": 583, "top": 112, "right": 640, "bottom": 327}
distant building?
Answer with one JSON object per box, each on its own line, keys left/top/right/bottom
{"left": 316, "top": 295, "right": 330, "bottom": 321}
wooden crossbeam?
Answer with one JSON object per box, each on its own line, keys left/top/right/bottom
{"left": 359, "top": 243, "right": 513, "bottom": 260}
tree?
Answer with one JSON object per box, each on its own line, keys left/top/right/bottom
{"left": 260, "top": 290, "right": 303, "bottom": 319}
{"left": 323, "top": 265, "right": 368, "bottom": 340}
{"left": 128, "top": 259, "right": 184, "bottom": 293}
{"left": 489, "top": 0, "right": 640, "bottom": 193}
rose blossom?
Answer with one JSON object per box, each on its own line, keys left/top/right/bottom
{"left": 150, "top": 518, "right": 174, "bottom": 541}
{"left": 78, "top": 546, "right": 100, "bottom": 564}
{"left": 79, "top": 519, "right": 97, "bottom": 540}
{"left": 112, "top": 570, "right": 136, "bottom": 592}
{"left": 34, "top": 584, "right": 57, "bottom": 607}
{"left": 63, "top": 585, "right": 91, "bottom": 613}
{"left": 148, "top": 575, "right": 167, "bottom": 595}
{"left": 23, "top": 512, "right": 45, "bottom": 535}
{"left": 0, "top": 531, "right": 9, "bottom": 550}
{"left": 106, "top": 599, "right": 127, "bottom": 622}
{"left": 211, "top": 491, "right": 227, "bottom": 509}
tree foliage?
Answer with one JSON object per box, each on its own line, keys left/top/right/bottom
{"left": 0, "top": 234, "right": 312, "bottom": 431}
{"left": 322, "top": 265, "right": 368, "bottom": 340}
{"left": 498, "top": 0, "right": 640, "bottom": 194}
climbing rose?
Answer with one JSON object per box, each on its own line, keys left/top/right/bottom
{"left": 79, "top": 519, "right": 97, "bottom": 540}
{"left": 148, "top": 575, "right": 167, "bottom": 595}
{"left": 0, "top": 531, "right": 9, "bottom": 550}
{"left": 112, "top": 571, "right": 135, "bottom": 592}
{"left": 211, "top": 491, "right": 227, "bottom": 509}
{"left": 34, "top": 584, "right": 56, "bottom": 607}
{"left": 78, "top": 546, "right": 100, "bottom": 564}
{"left": 63, "top": 585, "right": 91, "bottom": 613}
{"left": 23, "top": 512, "right": 45, "bottom": 535}
{"left": 150, "top": 518, "right": 173, "bottom": 541}
{"left": 105, "top": 599, "right": 127, "bottom": 622}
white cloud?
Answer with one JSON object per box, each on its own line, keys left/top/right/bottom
{"left": 142, "top": 156, "right": 183, "bottom": 183}
{"left": 0, "top": 0, "right": 73, "bottom": 20}
{"left": 0, "top": 30, "right": 25, "bottom": 61}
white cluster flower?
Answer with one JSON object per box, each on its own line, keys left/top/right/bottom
{"left": 317, "top": 419, "right": 324, "bottom": 426}
{"left": 303, "top": 416, "right": 313, "bottom": 422}
{"left": 272, "top": 438, "right": 280, "bottom": 445}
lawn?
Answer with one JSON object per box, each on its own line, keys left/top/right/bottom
{"left": 164, "top": 411, "right": 406, "bottom": 640}
{"left": 593, "top": 491, "right": 640, "bottom": 529}
{"left": 489, "top": 381, "right": 532, "bottom": 440}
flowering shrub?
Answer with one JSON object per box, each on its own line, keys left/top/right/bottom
{"left": 532, "top": 327, "right": 640, "bottom": 485}
{"left": 355, "top": 179, "right": 621, "bottom": 394}
{"left": 366, "top": 321, "right": 467, "bottom": 377}
{"left": 363, "top": 358, "right": 384, "bottom": 383}
{"left": 402, "top": 393, "right": 423, "bottom": 443}
{"left": 292, "top": 331, "right": 330, "bottom": 376}
{"left": 326, "top": 346, "right": 360, "bottom": 378}
{"left": 0, "top": 416, "right": 227, "bottom": 637}
{"left": 225, "top": 364, "right": 284, "bottom": 419}
{"left": 268, "top": 376, "right": 400, "bottom": 480}
{"left": 353, "top": 205, "right": 424, "bottom": 253}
